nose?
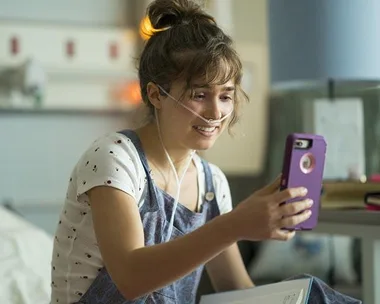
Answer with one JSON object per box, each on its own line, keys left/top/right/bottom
{"left": 203, "top": 97, "right": 222, "bottom": 121}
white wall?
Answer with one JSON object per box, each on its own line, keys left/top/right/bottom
{"left": 0, "top": 0, "right": 137, "bottom": 207}
{"left": 233, "top": 0, "right": 268, "bottom": 44}
{"left": 202, "top": 0, "right": 269, "bottom": 175}
{"left": 0, "top": 113, "right": 132, "bottom": 204}
{"left": 0, "top": 0, "right": 270, "bottom": 207}
{"left": 0, "top": 0, "right": 136, "bottom": 27}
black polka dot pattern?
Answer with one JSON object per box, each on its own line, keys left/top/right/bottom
{"left": 54, "top": 134, "right": 230, "bottom": 302}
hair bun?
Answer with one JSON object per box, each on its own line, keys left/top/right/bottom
{"left": 147, "top": 0, "right": 214, "bottom": 30}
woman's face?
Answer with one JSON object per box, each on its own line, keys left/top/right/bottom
{"left": 155, "top": 79, "right": 235, "bottom": 151}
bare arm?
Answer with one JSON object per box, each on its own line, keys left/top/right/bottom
{"left": 206, "top": 243, "right": 254, "bottom": 292}
{"left": 88, "top": 186, "right": 238, "bottom": 300}
{"left": 88, "top": 180, "right": 311, "bottom": 300}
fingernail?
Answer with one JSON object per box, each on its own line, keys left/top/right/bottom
{"left": 308, "top": 199, "right": 314, "bottom": 206}
{"left": 300, "top": 187, "right": 308, "bottom": 195}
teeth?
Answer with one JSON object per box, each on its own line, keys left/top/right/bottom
{"left": 195, "top": 126, "right": 216, "bottom": 132}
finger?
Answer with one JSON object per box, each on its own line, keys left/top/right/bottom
{"left": 272, "top": 229, "right": 296, "bottom": 241}
{"left": 255, "top": 174, "right": 282, "bottom": 196}
{"left": 280, "top": 209, "right": 312, "bottom": 228}
{"left": 280, "top": 199, "right": 313, "bottom": 217}
{"left": 272, "top": 186, "right": 308, "bottom": 203}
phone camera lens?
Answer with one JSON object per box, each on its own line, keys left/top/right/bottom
{"left": 300, "top": 153, "right": 315, "bottom": 174}
{"left": 303, "top": 157, "right": 311, "bottom": 169}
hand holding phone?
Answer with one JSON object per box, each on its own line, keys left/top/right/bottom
{"left": 280, "top": 133, "right": 327, "bottom": 230}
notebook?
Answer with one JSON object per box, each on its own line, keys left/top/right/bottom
{"left": 365, "top": 192, "right": 380, "bottom": 210}
{"left": 365, "top": 192, "right": 380, "bottom": 205}
{"left": 199, "top": 278, "right": 312, "bottom": 304}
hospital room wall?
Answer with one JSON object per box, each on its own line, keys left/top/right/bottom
{"left": 0, "top": 0, "right": 138, "bottom": 206}
{"left": 0, "top": 0, "right": 268, "bottom": 232}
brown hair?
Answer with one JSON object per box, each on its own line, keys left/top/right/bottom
{"left": 138, "top": 0, "right": 248, "bottom": 132}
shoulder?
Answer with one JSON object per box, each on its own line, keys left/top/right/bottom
{"left": 81, "top": 131, "right": 140, "bottom": 161}
{"left": 75, "top": 131, "right": 146, "bottom": 200}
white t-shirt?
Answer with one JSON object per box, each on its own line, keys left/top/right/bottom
{"left": 50, "top": 131, "right": 233, "bottom": 304}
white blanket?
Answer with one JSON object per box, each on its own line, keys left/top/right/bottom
{"left": 0, "top": 205, "right": 53, "bottom": 304}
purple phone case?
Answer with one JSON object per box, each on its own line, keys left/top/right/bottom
{"left": 280, "top": 133, "right": 327, "bottom": 230}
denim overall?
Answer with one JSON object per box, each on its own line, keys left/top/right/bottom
{"left": 75, "top": 129, "right": 220, "bottom": 304}
{"left": 284, "top": 274, "right": 362, "bottom": 304}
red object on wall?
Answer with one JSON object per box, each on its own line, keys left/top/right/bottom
{"left": 66, "top": 40, "right": 75, "bottom": 58}
{"left": 109, "top": 42, "right": 119, "bottom": 60}
{"left": 10, "top": 36, "right": 19, "bottom": 55}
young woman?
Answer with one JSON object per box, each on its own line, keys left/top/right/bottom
{"left": 50, "top": 0, "right": 361, "bottom": 303}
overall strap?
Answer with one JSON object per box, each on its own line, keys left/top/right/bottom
{"left": 117, "top": 129, "right": 151, "bottom": 178}
{"left": 201, "top": 158, "right": 217, "bottom": 203}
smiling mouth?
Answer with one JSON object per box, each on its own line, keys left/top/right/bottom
{"left": 193, "top": 125, "right": 219, "bottom": 136}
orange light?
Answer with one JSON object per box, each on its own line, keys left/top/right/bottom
{"left": 112, "top": 80, "right": 142, "bottom": 106}
{"left": 124, "top": 81, "right": 142, "bottom": 105}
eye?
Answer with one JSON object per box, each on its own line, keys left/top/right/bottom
{"left": 221, "top": 95, "right": 233, "bottom": 102}
{"left": 192, "top": 92, "right": 206, "bottom": 101}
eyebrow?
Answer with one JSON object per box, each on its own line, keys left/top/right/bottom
{"left": 192, "top": 84, "right": 235, "bottom": 92}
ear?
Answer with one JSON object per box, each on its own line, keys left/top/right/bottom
{"left": 146, "top": 82, "right": 163, "bottom": 110}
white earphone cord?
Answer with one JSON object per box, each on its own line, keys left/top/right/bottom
{"left": 153, "top": 84, "right": 234, "bottom": 241}
{"left": 154, "top": 108, "right": 195, "bottom": 242}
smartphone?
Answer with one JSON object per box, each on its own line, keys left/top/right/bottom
{"left": 280, "top": 133, "right": 327, "bottom": 230}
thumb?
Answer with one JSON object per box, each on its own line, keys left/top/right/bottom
{"left": 255, "top": 174, "right": 282, "bottom": 196}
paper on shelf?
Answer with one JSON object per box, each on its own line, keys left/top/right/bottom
{"left": 303, "top": 98, "right": 365, "bottom": 180}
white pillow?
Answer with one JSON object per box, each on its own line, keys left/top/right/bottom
{"left": 247, "top": 233, "right": 357, "bottom": 285}
{"left": 0, "top": 206, "right": 53, "bottom": 304}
